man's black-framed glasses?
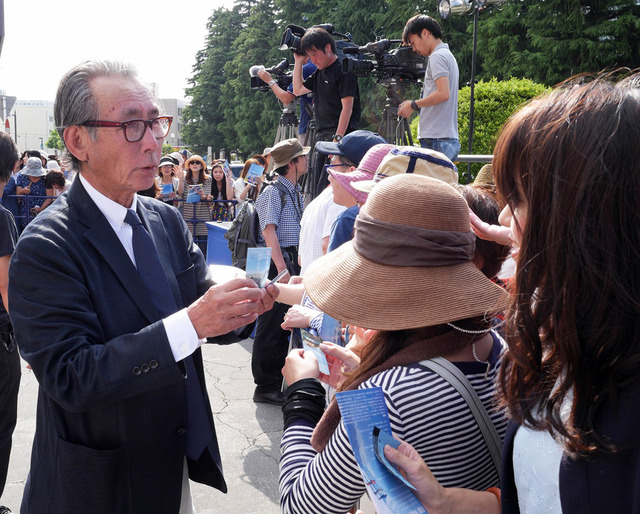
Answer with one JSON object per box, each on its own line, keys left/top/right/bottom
{"left": 81, "top": 116, "right": 173, "bottom": 143}
{"left": 324, "top": 162, "right": 350, "bottom": 171}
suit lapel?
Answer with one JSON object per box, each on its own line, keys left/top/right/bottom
{"left": 68, "top": 179, "right": 163, "bottom": 324}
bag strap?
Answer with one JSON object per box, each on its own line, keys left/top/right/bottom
{"left": 418, "top": 357, "right": 502, "bottom": 479}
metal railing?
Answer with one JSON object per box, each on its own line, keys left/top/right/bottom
{"left": 6, "top": 195, "right": 238, "bottom": 252}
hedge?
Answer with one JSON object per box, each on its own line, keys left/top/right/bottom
{"left": 411, "top": 77, "right": 550, "bottom": 182}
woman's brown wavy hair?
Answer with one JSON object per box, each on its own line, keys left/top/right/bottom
{"left": 493, "top": 72, "right": 640, "bottom": 457}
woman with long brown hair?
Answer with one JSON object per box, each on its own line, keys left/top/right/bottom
{"left": 233, "top": 154, "right": 266, "bottom": 203}
{"left": 279, "top": 173, "right": 509, "bottom": 513}
{"left": 382, "top": 74, "right": 640, "bottom": 512}
{"left": 180, "top": 154, "right": 212, "bottom": 254}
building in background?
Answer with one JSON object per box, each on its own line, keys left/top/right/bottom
{"left": 160, "top": 97, "right": 187, "bottom": 149}
{"left": 10, "top": 100, "right": 55, "bottom": 153}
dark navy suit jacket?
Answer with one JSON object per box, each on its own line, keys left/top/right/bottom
{"left": 9, "top": 178, "right": 230, "bottom": 513}
{"left": 501, "top": 378, "right": 640, "bottom": 513}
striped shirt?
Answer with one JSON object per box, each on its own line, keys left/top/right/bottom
{"left": 280, "top": 332, "right": 507, "bottom": 514}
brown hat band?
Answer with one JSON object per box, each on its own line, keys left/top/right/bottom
{"left": 352, "top": 211, "right": 476, "bottom": 267}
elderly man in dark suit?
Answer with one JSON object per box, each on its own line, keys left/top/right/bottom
{"left": 8, "top": 61, "right": 276, "bottom": 514}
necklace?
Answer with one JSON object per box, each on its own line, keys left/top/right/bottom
{"left": 446, "top": 322, "right": 492, "bottom": 334}
{"left": 446, "top": 322, "right": 492, "bottom": 378}
{"left": 471, "top": 341, "right": 491, "bottom": 380}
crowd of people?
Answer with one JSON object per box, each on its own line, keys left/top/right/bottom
{"left": 4, "top": 145, "right": 241, "bottom": 258}
{"left": 0, "top": 12, "right": 638, "bottom": 514}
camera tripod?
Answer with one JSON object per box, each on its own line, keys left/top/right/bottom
{"left": 273, "top": 104, "right": 300, "bottom": 146}
{"left": 378, "top": 79, "right": 414, "bottom": 146}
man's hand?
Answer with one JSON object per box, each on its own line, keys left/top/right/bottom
{"left": 398, "top": 100, "right": 414, "bottom": 118}
{"left": 293, "top": 52, "right": 307, "bottom": 65}
{"left": 257, "top": 69, "right": 273, "bottom": 84}
{"left": 187, "top": 277, "right": 275, "bottom": 338}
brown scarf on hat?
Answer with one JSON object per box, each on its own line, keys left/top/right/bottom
{"left": 310, "top": 326, "right": 482, "bottom": 452}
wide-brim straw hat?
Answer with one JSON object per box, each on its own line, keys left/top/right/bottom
{"left": 304, "top": 174, "right": 509, "bottom": 330}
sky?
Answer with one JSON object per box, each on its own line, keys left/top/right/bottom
{"left": 0, "top": 0, "right": 235, "bottom": 102}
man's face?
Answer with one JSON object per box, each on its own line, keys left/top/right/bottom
{"left": 408, "top": 29, "right": 432, "bottom": 57}
{"left": 306, "top": 44, "right": 333, "bottom": 70}
{"left": 327, "top": 155, "right": 357, "bottom": 207}
{"left": 79, "top": 75, "right": 162, "bottom": 206}
{"left": 293, "top": 154, "right": 309, "bottom": 176}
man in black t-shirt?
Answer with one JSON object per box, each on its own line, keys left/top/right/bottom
{"left": 0, "top": 132, "right": 20, "bottom": 514}
{"left": 293, "top": 27, "right": 361, "bottom": 197}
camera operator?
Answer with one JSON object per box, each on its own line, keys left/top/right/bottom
{"left": 258, "top": 59, "right": 317, "bottom": 144}
{"left": 397, "top": 15, "right": 460, "bottom": 161}
{"left": 293, "top": 27, "right": 361, "bottom": 196}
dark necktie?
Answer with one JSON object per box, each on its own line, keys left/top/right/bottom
{"left": 125, "top": 208, "right": 211, "bottom": 460}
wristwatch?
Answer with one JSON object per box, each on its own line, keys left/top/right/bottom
{"left": 333, "top": 134, "right": 343, "bottom": 142}
{"left": 268, "top": 80, "right": 276, "bottom": 87}
{"left": 411, "top": 100, "right": 419, "bottom": 111}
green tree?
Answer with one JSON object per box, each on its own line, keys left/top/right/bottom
{"left": 477, "top": 0, "right": 640, "bottom": 85}
{"left": 45, "top": 129, "right": 65, "bottom": 151}
{"left": 182, "top": 6, "right": 244, "bottom": 156}
{"left": 219, "top": 0, "right": 283, "bottom": 156}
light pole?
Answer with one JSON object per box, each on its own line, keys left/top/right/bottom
{"left": 438, "top": 0, "right": 505, "bottom": 179}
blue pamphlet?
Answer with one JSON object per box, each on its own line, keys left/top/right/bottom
{"left": 373, "top": 427, "right": 417, "bottom": 490}
{"left": 336, "top": 388, "right": 427, "bottom": 514}
{"left": 186, "top": 184, "right": 202, "bottom": 203}
{"left": 245, "top": 163, "right": 264, "bottom": 185}
{"left": 301, "top": 329, "right": 330, "bottom": 374}
{"left": 318, "top": 314, "right": 343, "bottom": 347}
{"left": 245, "top": 247, "right": 271, "bottom": 287}
{"left": 161, "top": 183, "right": 173, "bottom": 195}
{"left": 221, "top": 159, "right": 231, "bottom": 177}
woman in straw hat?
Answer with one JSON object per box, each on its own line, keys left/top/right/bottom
{"left": 279, "top": 173, "right": 509, "bottom": 513}
{"left": 378, "top": 74, "right": 640, "bottom": 513}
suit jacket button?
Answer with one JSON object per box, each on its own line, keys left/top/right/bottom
{"left": 132, "top": 366, "right": 141, "bottom": 375}
{"left": 141, "top": 363, "right": 150, "bottom": 373}
{"left": 150, "top": 360, "right": 158, "bottom": 369}
{"left": 177, "top": 428, "right": 187, "bottom": 435}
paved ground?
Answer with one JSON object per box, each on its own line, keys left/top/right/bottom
{"left": 1, "top": 338, "right": 283, "bottom": 514}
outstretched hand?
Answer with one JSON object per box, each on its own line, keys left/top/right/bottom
{"left": 317, "top": 342, "right": 360, "bottom": 387}
{"left": 469, "top": 209, "right": 511, "bottom": 245}
{"left": 282, "top": 348, "right": 319, "bottom": 384}
{"left": 187, "top": 277, "right": 274, "bottom": 338}
{"left": 281, "top": 304, "right": 320, "bottom": 330}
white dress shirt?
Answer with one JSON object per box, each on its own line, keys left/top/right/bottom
{"left": 79, "top": 174, "right": 203, "bottom": 362}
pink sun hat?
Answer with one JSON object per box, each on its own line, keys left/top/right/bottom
{"left": 328, "top": 143, "right": 395, "bottom": 204}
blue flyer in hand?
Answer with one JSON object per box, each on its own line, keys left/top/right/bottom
{"left": 245, "top": 163, "right": 264, "bottom": 185}
{"left": 300, "top": 329, "right": 330, "bottom": 375}
{"left": 318, "top": 314, "right": 343, "bottom": 347}
{"left": 373, "top": 426, "right": 416, "bottom": 490}
{"left": 245, "top": 247, "right": 271, "bottom": 287}
{"left": 336, "top": 388, "right": 427, "bottom": 514}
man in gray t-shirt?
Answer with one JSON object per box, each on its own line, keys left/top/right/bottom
{"left": 398, "top": 15, "right": 460, "bottom": 161}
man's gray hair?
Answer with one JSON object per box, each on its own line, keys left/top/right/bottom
{"left": 54, "top": 60, "right": 139, "bottom": 171}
